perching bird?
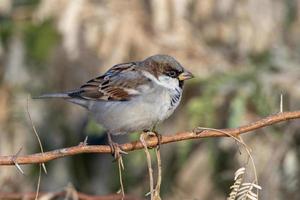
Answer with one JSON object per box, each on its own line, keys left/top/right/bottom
{"left": 36, "top": 54, "right": 194, "bottom": 158}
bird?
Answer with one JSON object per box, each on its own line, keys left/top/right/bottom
{"left": 36, "top": 54, "right": 194, "bottom": 158}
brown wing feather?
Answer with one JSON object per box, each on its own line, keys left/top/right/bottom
{"left": 75, "top": 62, "right": 149, "bottom": 101}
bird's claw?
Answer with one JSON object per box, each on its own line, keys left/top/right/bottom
{"left": 143, "top": 130, "right": 162, "bottom": 150}
{"left": 109, "top": 142, "right": 128, "bottom": 160}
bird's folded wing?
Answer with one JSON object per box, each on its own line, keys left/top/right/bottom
{"left": 70, "top": 62, "right": 150, "bottom": 101}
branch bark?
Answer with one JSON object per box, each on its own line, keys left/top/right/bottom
{"left": 0, "top": 111, "right": 299, "bottom": 166}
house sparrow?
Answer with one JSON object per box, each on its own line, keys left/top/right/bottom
{"left": 36, "top": 54, "right": 194, "bottom": 157}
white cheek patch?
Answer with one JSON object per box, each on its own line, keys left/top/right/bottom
{"left": 142, "top": 71, "right": 179, "bottom": 90}
{"left": 158, "top": 75, "right": 179, "bottom": 90}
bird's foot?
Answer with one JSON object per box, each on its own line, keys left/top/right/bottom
{"left": 143, "top": 130, "right": 162, "bottom": 150}
{"left": 109, "top": 141, "right": 128, "bottom": 160}
{"left": 107, "top": 133, "right": 128, "bottom": 160}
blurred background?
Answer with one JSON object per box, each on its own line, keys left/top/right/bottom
{"left": 0, "top": 0, "right": 300, "bottom": 199}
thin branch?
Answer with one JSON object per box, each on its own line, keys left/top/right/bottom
{"left": 117, "top": 156, "right": 125, "bottom": 199}
{"left": 140, "top": 133, "right": 154, "bottom": 199}
{"left": 154, "top": 147, "right": 162, "bottom": 200}
{"left": 26, "top": 96, "right": 47, "bottom": 174}
{"left": 26, "top": 97, "right": 45, "bottom": 200}
{"left": 0, "top": 111, "right": 299, "bottom": 166}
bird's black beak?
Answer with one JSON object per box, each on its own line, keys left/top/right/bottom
{"left": 178, "top": 71, "right": 194, "bottom": 81}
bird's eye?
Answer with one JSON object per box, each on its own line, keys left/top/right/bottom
{"left": 167, "top": 70, "right": 177, "bottom": 78}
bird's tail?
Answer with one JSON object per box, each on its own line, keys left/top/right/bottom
{"left": 33, "top": 93, "right": 70, "bottom": 99}
{"left": 33, "top": 91, "right": 89, "bottom": 108}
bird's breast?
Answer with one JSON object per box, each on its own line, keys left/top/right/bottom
{"left": 88, "top": 86, "right": 182, "bottom": 134}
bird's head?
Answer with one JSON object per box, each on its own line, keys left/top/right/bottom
{"left": 142, "top": 54, "right": 194, "bottom": 89}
